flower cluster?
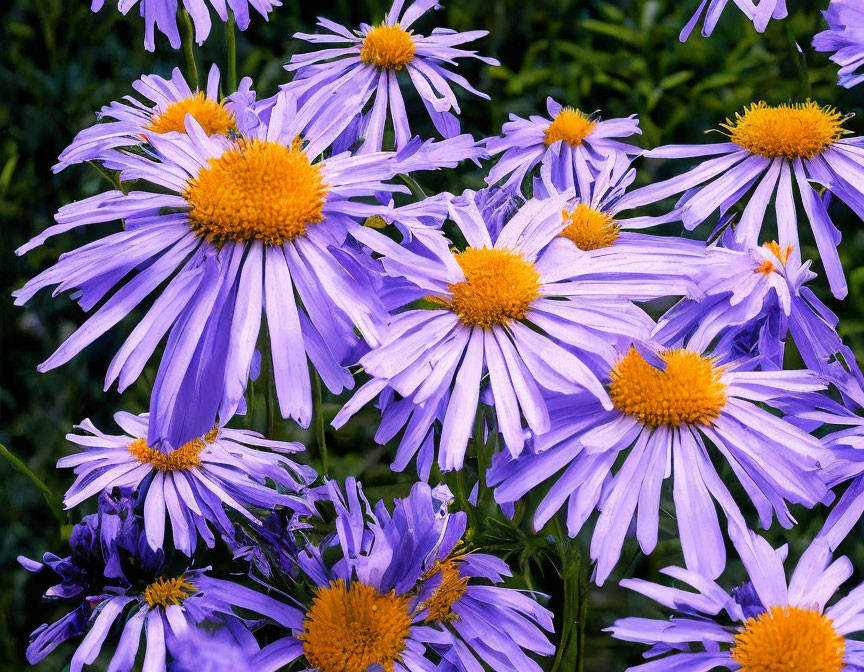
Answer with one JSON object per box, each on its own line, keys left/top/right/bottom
{"left": 14, "top": 0, "right": 864, "bottom": 670}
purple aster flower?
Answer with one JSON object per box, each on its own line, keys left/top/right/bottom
{"left": 55, "top": 64, "right": 255, "bottom": 172}
{"left": 14, "top": 90, "right": 480, "bottom": 450}
{"left": 814, "top": 0, "right": 864, "bottom": 89}
{"left": 680, "top": 0, "right": 787, "bottom": 41}
{"left": 656, "top": 236, "right": 864, "bottom": 403}
{"left": 608, "top": 529, "right": 864, "bottom": 672}
{"left": 91, "top": 0, "right": 280, "bottom": 52}
{"left": 488, "top": 341, "right": 832, "bottom": 586}
{"left": 168, "top": 626, "right": 255, "bottom": 672}
{"left": 618, "top": 101, "right": 863, "bottom": 299}
{"left": 285, "top": 0, "right": 499, "bottom": 153}
{"left": 59, "top": 411, "right": 316, "bottom": 555}
{"left": 253, "top": 478, "right": 554, "bottom": 672}
{"left": 485, "top": 97, "right": 641, "bottom": 194}
{"left": 335, "top": 188, "right": 706, "bottom": 475}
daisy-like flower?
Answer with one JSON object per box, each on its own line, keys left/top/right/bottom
{"left": 253, "top": 479, "right": 555, "bottom": 672}
{"left": 485, "top": 97, "right": 641, "bottom": 194}
{"left": 55, "top": 64, "right": 254, "bottom": 172}
{"left": 14, "top": 91, "right": 479, "bottom": 450}
{"left": 680, "top": 0, "right": 787, "bottom": 42}
{"left": 91, "top": 0, "right": 280, "bottom": 52}
{"left": 335, "top": 189, "right": 703, "bottom": 474}
{"left": 488, "top": 342, "right": 832, "bottom": 586}
{"left": 21, "top": 488, "right": 298, "bottom": 672}
{"left": 608, "top": 529, "right": 864, "bottom": 672}
{"left": 285, "top": 0, "right": 499, "bottom": 153}
{"left": 656, "top": 237, "right": 864, "bottom": 402}
{"left": 58, "top": 411, "right": 316, "bottom": 555}
{"left": 814, "top": 0, "right": 864, "bottom": 89}
{"left": 618, "top": 100, "right": 864, "bottom": 299}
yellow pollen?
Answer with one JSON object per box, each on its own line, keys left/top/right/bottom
{"left": 764, "top": 240, "right": 793, "bottom": 265}
{"left": 360, "top": 22, "right": 416, "bottom": 70}
{"left": 560, "top": 204, "right": 620, "bottom": 250}
{"left": 447, "top": 247, "right": 540, "bottom": 328}
{"left": 731, "top": 606, "right": 844, "bottom": 672}
{"left": 609, "top": 348, "right": 727, "bottom": 427}
{"left": 184, "top": 138, "right": 328, "bottom": 246}
{"left": 299, "top": 579, "right": 412, "bottom": 672}
{"left": 128, "top": 437, "right": 205, "bottom": 471}
{"left": 146, "top": 92, "right": 236, "bottom": 136}
{"left": 420, "top": 558, "right": 468, "bottom": 623}
{"left": 723, "top": 101, "right": 848, "bottom": 160}
{"left": 754, "top": 260, "right": 775, "bottom": 276}
{"left": 143, "top": 576, "right": 197, "bottom": 608}
{"left": 544, "top": 108, "right": 597, "bottom": 147}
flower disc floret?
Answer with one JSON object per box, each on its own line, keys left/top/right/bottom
{"left": 544, "top": 108, "right": 598, "bottom": 147}
{"left": 143, "top": 576, "right": 197, "bottom": 608}
{"left": 147, "top": 92, "right": 236, "bottom": 135}
{"left": 731, "top": 606, "right": 845, "bottom": 672}
{"left": 560, "top": 204, "right": 620, "bottom": 250}
{"left": 128, "top": 436, "right": 206, "bottom": 471}
{"left": 447, "top": 247, "right": 540, "bottom": 328}
{"left": 360, "top": 22, "right": 416, "bottom": 70}
{"left": 300, "top": 579, "right": 412, "bottom": 672}
{"left": 421, "top": 559, "right": 469, "bottom": 623}
{"left": 609, "top": 348, "right": 727, "bottom": 427}
{"left": 724, "top": 101, "right": 848, "bottom": 160}
{"left": 184, "top": 138, "right": 328, "bottom": 245}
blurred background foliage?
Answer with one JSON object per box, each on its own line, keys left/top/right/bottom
{"left": 2, "top": 0, "right": 864, "bottom": 670}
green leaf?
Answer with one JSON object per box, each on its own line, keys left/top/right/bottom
{"left": 0, "top": 443, "right": 65, "bottom": 523}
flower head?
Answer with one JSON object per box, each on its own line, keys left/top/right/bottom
{"left": 59, "top": 411, "right": 316, "bottom": 555}
{"left": 253, "top": 479, "right": 554, "bottom": 672}
{"left": 285, "top": 0, "right": 498, "bottom": 153}
{"left": 489, "top": 341, "right": 832, "bottom": 585}
{"left": 485, "top": 97, "right": 641, "bottom": 194}
{"left": 608, "top": 530, "right": 864, "bottom": 672}
{"left": 814, "top": 0, "right": 864, "bottom": 89}
{"left": 336, "top": 188, "right": 703, "bottom": 475}
{"left": 55, "top": 64, "right": 252, "bottom": 171}
{"left": 618, "top": 100, "right": 864, "bottom": 299}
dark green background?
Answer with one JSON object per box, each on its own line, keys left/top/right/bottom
{"left": 2, "top": 0, "right": 864, "bottom": 670}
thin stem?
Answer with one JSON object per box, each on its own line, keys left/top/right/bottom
{"left": 180, "top": 9, "right": 199, "bottom": 90}
{"left": 225, "top": 12, "right": 237, "bottom": 93}
{"left": 0, "top": 443, "right": 64, "bottom": 523}
{"left": 397, "top": 173, "right": 427, "bottom": 200}
{"left": 551, "top": 515, "right": 587, "bottom": 672}
{"left": 313, "top": 370, "right": 329, "bottom": 473}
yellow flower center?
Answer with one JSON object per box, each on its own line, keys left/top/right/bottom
{"left": 300, "top": 579, "right": 413, "bottom": 672}
{"left": 184, "top": 138, "right": 328, "bottom": 246}
{"left": 560, "top": 204, "right": 620, "bottom": 250}
{"left": 732, "top": 606, "right": 845, "bottom": 672}
{"left": 128, "top": 436, "right": 205, "bottom": 471}
{"left": 754, "top": 241, "right": 794, "bottom": 276}
{"left": 147, "top": 92, "right": 236, "bottom": 136}
{"left": 143, "top": 576, "right": 197, "bottom": 608}
{"left": 447, "top": 247, "right": 541, "bottom": 328}
{"left": 360, "top": 22, "right": 416, "bottom": 70}
{"left": 544, "top": 108, "right": 597, "bottom": 147}
{"left": 420, "top": 559, "right": 469, "bottom": 623}
{"left": 609, "top": 348, "right": 727, "bottom": 427}
{"left": 724, "top": 101, "right": 848, "bottom": 160}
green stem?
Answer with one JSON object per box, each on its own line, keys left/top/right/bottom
{"left": 397, "top": 173, "right": 427, "bottom": 200}
{"left": 313, "top": 371, "right": 329, "bottom": 473}
{"left": 551, "top": 516, "right": 587, "bottom": 672}
{"left": 180, "top": 9, "right": 199, "bottom": 90}
{"left": 0, "top": 443, "right": 64, "bottom": 523}
{"left": 225, "top": 12, "right": 237, "bottom": 93}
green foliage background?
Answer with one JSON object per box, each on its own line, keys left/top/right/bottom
{"left": 2, "top": 0, "right": 864, "bottom": 670}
